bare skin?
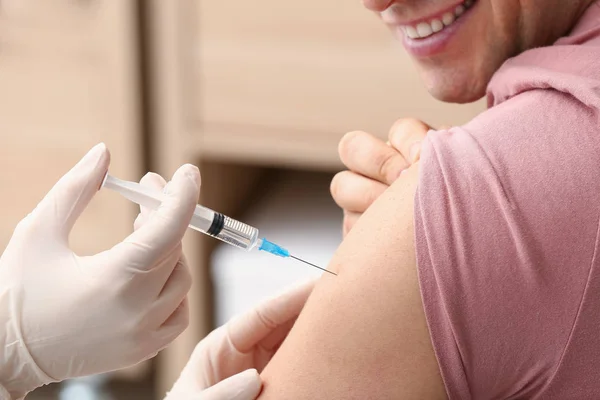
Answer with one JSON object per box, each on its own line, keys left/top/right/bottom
{"left": 364, "top": 0, "right": 596, "bottom": 103}
{"left": 332, "top": 118, "right": 431, "bottom": 235}
{"left": 258, "top": 164, "right": 447, "bottom": 399}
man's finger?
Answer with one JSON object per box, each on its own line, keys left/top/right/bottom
{"left": 330, "top": 171, "right": 388, "bottom": 213}
{"left": 338, "top": 131, "right": 408, "bottom": 185}
{"left": 343, "top": 211, "right": 361, "bottom": 237}
{"left": 388, "top": 118, "right": 431, "bottom": 164}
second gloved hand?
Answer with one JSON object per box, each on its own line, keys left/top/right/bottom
{"left": 164, "top": 278, "right": 317, "bottom": 400}
{"left": 0, "top": 144, "right": 199, "bottom": 399}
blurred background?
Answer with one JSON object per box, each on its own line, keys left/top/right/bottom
{"left": 0, "top": 1, "right": 483, "bottom": 398}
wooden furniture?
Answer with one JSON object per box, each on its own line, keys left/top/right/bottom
{"left": 0, "top": 0, "right": 146, "bottom": 380}
{"left": 144, "top": 1, "right": 486, "bottom": 395}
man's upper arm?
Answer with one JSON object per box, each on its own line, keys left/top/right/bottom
{"left": 256, "top": 88, "right": 600, "bottom": 399}
{"left": 257, "top": 164, "right": 447, "bottom": 399}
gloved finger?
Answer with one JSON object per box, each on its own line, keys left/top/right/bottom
{"left": 139, "top": 172, "right": 167, "bottom": 217}
{"left": 167, "top": 325, "right": 220, "bottom": 395}
{"left": 330, "top": 170, "right": 388, "bottom": 213}
{"left": 152, "top": 256, "right": 192, "bottom": 326}
{"left": 166, "top": 369, "right": 261, "bottom": 400}
{"left": 113, "top": 164, "right": 200, "bottom": 270}
{"left": 155, "top": 297, "right": 190, "bottom": 351}
{"left": 124, "top": 241, "right": 183, "bottom": 298}
{"left": 387, "top": 118, "right": 431, "bottom": 164}
{"left": 31, "top": 143, "right": 110, "bottom": 240}
{"left": 133, "top": 213, "right": 146, "bottom": 232}
{"left": 338, "top": 131, "right": 407, "bottom": 185}
{"left": 227, "top": 278, "right": 317, "bottom": 353}
{"left": 133, "top": 173, "right": 167, "bottom": 231}
{"left": 343, "top": 211, "right": 361, "bottom": 237}
{"left": 197, "top": 370, "right": 262, "bottom": 400}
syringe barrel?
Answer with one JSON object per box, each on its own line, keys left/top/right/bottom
{"left": 102, "top": 174, "right": 260, "bottom": 251}
{"left": 189, "top": 207, "right": 259, "bottom": 251}
{"left": 189, "top": 205, "right": 216, "bottom": 232}
{"left": 216, "top": 215, "right": 260, "bottom": 250}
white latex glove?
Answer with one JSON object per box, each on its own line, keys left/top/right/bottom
{"left": 0, "top": 143, "right": 200, "bottom": 399}
{"left": 164, "top": 278, "right": 317, "bottom": 400}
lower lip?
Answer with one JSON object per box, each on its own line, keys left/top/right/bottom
{"left": 397, "top": 4, "right": 475, "bottom": 58}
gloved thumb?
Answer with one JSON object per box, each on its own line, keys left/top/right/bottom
{"left": 31, "top": 143, "right": 110, "bottom": 240}
{"left": 197, "top": 369, "right": 262, "bottom": 400}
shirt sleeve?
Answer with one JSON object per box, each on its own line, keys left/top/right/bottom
{"left": 414, "top": 88, "right": 600, "bottom": 399}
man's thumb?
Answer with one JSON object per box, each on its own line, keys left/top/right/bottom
{"left": 31, "top": 143, "right": 110, "bottom": 239}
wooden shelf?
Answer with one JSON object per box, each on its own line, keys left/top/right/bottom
{"left": 189, "top": 122, "right": 344, "bottom": 171}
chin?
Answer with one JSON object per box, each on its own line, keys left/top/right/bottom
{"left": 420, "top": 66, "right": 489, "bottom": 104}
{"left": 428, "top": 83, "right": 487, "bottom": 104}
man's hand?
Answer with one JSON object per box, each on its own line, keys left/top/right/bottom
{"left": 331, "top": 118, "right": 440, "bottom": 236}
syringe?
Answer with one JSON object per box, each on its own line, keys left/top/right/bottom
{"left": 102, "top": 174, "right": 336, "bottom": 276}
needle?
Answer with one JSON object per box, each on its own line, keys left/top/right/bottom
{"left": 290, "top": 255, "right": 337, "bottom": 276}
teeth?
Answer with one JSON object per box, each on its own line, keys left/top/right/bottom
{"left": 416, "top": 22, "right": 433, "bottom": 38}
{"left": 403, "top": 0, "right": 473, "bottom": 40}
{"left": 431, "top": 19, "right": 444, "bottom": 32}
{"left": 405, "top": 26, "right": 419, "bottom": 39}
{"left": 442, "top": 12, "right": 455, "bottom": 26}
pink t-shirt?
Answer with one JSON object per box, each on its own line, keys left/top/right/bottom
{"left": 415, "top": 3, "right": 600, "bottom": 398}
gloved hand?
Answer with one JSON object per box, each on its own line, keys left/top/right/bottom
{"left": 164, "top": 278, "right": 317, "bottom": 400}
{"left": 330, "top": 118, "right": 437, "bottom": 236}
{"left": 0, "top": 143, "right": 199, "bottom": 399}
